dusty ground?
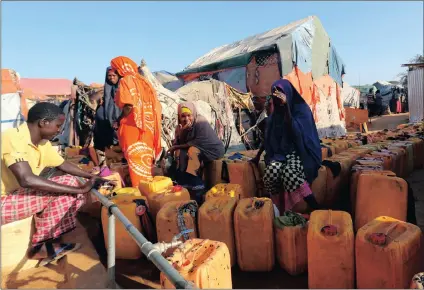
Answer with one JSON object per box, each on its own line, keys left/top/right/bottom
{"left": 347, "top": 113, "right": 410, "bottom": 133}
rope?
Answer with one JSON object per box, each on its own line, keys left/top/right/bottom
{"left": 176, "top": 201, "right": 198, "bottom": 241}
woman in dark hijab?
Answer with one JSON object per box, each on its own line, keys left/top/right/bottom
{"left": 168, "top": 102, "right": 225, "bottom": 191}
{"left": 93, "top": 67, "right": 121, "bottom": 152}
{"left": 262, "top": 79, "right": 322, "bottom": 212}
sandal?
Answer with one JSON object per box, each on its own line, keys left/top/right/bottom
{"left": 36, "top": 242, "right": 82, "bottom": 267}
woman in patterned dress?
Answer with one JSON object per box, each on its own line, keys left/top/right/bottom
{"left": 110, "top": 56, "right": 162, "bottom": 186}
{"left": 262, "top": 79, "right": 322, "bottom": 212}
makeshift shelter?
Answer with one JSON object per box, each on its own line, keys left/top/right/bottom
{"left": 402, "top": 63, "right": 424, "bottom": 123}
{"left": 176, "top": 15, "right": 348, "bottom": 137}
{"left": 140, "top": 61, "right": 249, "bottom": 151}
{"left": 341, "top": 82, "right": 361, "bottom": 108}
{"left": 1, "top": 69, "right": 28, "bottom": 132}
{"left": 153, "top": 71, "right": 184, "bottom": 91}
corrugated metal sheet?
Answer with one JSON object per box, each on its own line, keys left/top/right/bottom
{"left": 408, "top": 68, "right": 424, "bottom": 123}
{"left": 20, "top": 78, "right": 72, "bottom": 96}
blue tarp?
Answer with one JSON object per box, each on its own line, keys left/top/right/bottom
{"left": 291, "top": 19, "right": 314, "bottom": 74}
{"left": 329, "top": 45, "right": 346, "bottom": 86}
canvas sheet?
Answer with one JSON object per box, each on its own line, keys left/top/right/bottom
{"left": 328, "top": 45, "right": 345, "bottom": 86}
{"left": 342, "top": 82, "right": 361, "bottom": 108}
{"left": 291, "top": 18, "right": 314, "bottom": 74}
{"left": 1, "top": 93, "right": 24, "bottom": 132}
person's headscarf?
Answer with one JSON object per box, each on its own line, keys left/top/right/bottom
{"left": 265, "top": 79, "right": 322, "bottom": 184}
{"left": 175, "top": 101, "right": 225, "bottom": 161}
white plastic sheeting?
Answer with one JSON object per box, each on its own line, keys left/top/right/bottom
{"left": 153, "top": 71, "right": 184, "bottom": 91}
{"left": 342, "top": 82, "right": 361, "bottom": 108}
{"left": 1, "top": 93, "right": 24, "bottom": 132}
{"left": 314, "top": 84, "right": 347, "bottom": 138}
{"left": 408, "top": 68, "right": 424, "bottom": 123}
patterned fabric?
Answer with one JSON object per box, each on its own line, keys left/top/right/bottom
{"left": 263, "top": 151, "right": 313, "bottom": 211}
{"left": 176, "top": 201, "right": 198, "bottom": 241}
{"left": 111, "top": 56, "right": 162, "bottom": 186}
{"left": 1, "top": 175, "right": 86, "bottom": 246}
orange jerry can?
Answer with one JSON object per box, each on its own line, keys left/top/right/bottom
{"left": 101, "top": 194, "right": 153, "bottom": 259}
{"left": 204, "top": 159, "right": 224, "bottom": 188}
{"left": 350, "top": 169, "right": 395, "bottom": 218}
{"left": 323, "top": 157, "right": 351, "bottom": 207}
{"left": 146, "top": 185, "right": 190, "bottom": 222}
{"left": 160, "top": 239, "right": 232, "bottom": 289}
{"left": 234, "top": 198, "right": 275, "bottom": 271}
{"left": 409, "top": 137, "right": 424, "bottom": 169}
{"left": 204, "top": 183, "right": 242, "bottom": 201}
{"left": 138, "top": 176, "right": 173, "bottom": 197}
{"left": 409, "top": 138, "right": 424, "bottom": 169}
{"left": 110, "top": 162, "right": 131, "bottom": 187}
{"left": 333, "top": 140, "right": 349, "bottom": 153}
{"left": 227, "top": 161, "right": 258, "bottom": 199}
{"left": 274, "top": 213, "right": 308, "bottom": 276}
{"left": 355, "top": 174, "right": 408, "bottom": 232}
{"left": 156, "top": 200, "right": 198, "bottom": 244}
{"left": 307, "top": 210, "right": 355, "bottom": 289}
{"left": 380, "top": 148, "right": 402, "bottom": 176}
{"left": 410, "top": 272, "right": 424, "bottom": 289}
{"left": 321, "top": 147, "right": 328, "bottom": 160}
{"left": 65, "top": 146, "right": 82, "bottom": 158}
{"left": 292, "top": 166, "right": 327, "bottom": 214}
{"left": 387, "top": 146, "right": 407, "bottom": 178}
{"left": 391, "top": 142, "right": 414, "bottom": 176}
{"left": 356, "top": 216, "right": 423, "bottom": 289}
{"left": 366, "top": 153, "right": 393, "bottom": 170}
{"left": 198, "top": 197, "right": 238, "bottom": 266}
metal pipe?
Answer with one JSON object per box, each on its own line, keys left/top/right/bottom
{"left": 78, "top": 178, "right": 194, "bottom": 289}
{"left": 107, "top": 212, "right": 116, "bottom": 289}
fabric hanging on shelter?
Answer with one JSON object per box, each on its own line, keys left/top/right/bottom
{"left": 290, "top": 19, "right": 314, "bottom": 74}
{"left": 311, "top": 17, "right": 330, "bottom": 80}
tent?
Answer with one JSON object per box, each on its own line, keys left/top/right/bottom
{"left": 176, "top": 16, "right": 347, "bottom": 137}
{"left": 341, "top": 82, "right": 361, "bottom": 108}
{"left": 1, "top": 69, "right": 28, "bottom": 132}
{"left": 153, "top": 71, "right": 184, "bottom": 91}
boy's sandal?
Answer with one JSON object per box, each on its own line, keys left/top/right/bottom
{"left": 37, "top": 242, "right": 82, "bottom": 267}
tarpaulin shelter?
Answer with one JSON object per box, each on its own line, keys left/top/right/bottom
{"left": 341, "top": 82, "right": 361, "bottom": 108}
{"left": 1, "top": 69, "right": 28, "bottom": 132}
{"left": 153, "top": 71, "right": 184, "bottom": 91}
{"left": 176, "top": 16, "right": 348, "bottom": 137}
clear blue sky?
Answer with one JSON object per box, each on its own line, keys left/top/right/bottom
{"left": 2, "top": 1, "right": 423, "bottom": 86}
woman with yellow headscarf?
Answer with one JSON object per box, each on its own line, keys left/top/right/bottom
{"left": 110, "top": 56, "right": 162, "bottom": 186}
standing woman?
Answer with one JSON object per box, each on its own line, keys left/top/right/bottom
{"left": 93, "top": 68, "right": 121, "bottom": 153}
{"left": 110, "top": 56, "right": 162, "bottom": 186}
{"left": 262, "top": 79, "right": 322, "bottom": 212}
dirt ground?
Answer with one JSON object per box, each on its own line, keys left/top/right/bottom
{"left": 347, "top": 112, "right": 410, "bottom": 133}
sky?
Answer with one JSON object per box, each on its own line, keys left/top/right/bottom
{"left": 1, "top": 1, "right": 423, "bottom": 86}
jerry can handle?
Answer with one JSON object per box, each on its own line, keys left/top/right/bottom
{"left": 173, "top": 229, "right": 194, "bottom": 242}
